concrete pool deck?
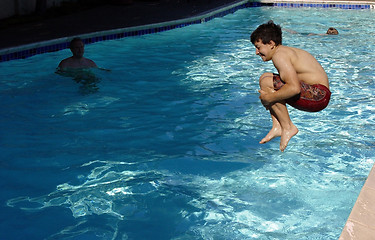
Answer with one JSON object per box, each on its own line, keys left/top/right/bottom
{"left": 340, "top": 164, "right": 375, "bottom": 240}
{"left": 0, "top": 0, "right": 374, "bottom": 238}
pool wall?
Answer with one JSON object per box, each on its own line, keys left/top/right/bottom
{"left": 1, "top": 0, "right": 375, "bottom": 63}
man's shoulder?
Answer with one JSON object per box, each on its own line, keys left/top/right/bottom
{"left": 83, "top": 58, "right": 97, "bottom": 67}
{"left": 60, "top": 57, "right": 75, "bottom": 63}
{"left": 58, "top": 57, "right": 72, "bottom": 68}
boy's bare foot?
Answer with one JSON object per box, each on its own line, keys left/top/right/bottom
{"left": 279, "top": 125, "right": 299, "bottom": 152}
{"left": 259, "top": 127, "right": 282, "bottom": 144}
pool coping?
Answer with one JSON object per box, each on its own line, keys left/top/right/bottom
{"left": 1, "top": 0, "right": 374, "bottom": 238}
{"left": 339, "top": 163, "right": 375, "bottom": 239}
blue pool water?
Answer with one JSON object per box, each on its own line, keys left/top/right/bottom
{"left": 1, "top": 6, "right": 375, "bottom": 240}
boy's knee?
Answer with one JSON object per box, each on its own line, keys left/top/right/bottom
{"left": 259, "top": 72, "right": 273, "bottom": 88}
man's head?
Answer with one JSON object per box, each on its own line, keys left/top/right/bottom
{"left": 69, "top": 38, "right": 85, "bottom": 58}
{"left": 251, "top": 20, "right": 282, "bottom": 46}
{"left": 326, "top": 27, "right": 338, "bottom": 35}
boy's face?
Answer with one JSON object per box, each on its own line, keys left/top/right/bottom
{"left": 254, "top": 40, "right": 274, "bottom": 62}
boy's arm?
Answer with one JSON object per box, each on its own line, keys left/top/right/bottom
{"left": 259, "top": 52, "right": 301, "bottom": 105}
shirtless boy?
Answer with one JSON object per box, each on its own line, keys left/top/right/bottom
{"left": 250, "top": 21, "right": 331, "bottom": 151}
{"left": 58, "top": 38, "right": 97, "bottom": 70}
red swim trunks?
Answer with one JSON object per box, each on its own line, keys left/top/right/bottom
{"left": 273, "top": 73, "right": 331, "bottom": 112}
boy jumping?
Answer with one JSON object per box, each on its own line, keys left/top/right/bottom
{"left": 250, "top": 21, "right": 331, "bottom": 151}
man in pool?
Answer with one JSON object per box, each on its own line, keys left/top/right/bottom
{"left": 58, "top": 37, "right": 97, "bottom": 70}
{"left": 250, "top": 21, "right": 331, "bottom": 152}
{"left": 284, "top": 27, "right": 339, "bottom": 35}
{"left": 308, "top": 27, "right": 339, "bottom": 36}
{"left": 326, "top": 27, "right": 339, "bottom": 35}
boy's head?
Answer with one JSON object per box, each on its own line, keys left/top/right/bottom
{"left": 250, "top": 20, "right": 282, "bottom": 46}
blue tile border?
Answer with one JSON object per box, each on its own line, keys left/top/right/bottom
{"left": 0, "top": 0, "right": 373, "bottom": 63}
{"left": 272, "top": 2, "right": 371, "bottom": 9}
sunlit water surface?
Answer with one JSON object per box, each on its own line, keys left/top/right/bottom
{"left": 0, "top": 6, "right": 374, "bottom": 240}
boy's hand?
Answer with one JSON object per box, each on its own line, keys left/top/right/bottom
{"left": 258, "top": 89, "right": 273, "bottom": 109}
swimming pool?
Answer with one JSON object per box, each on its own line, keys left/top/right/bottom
{"left": 1, "top": 5, "right": 374, "bottom": 240}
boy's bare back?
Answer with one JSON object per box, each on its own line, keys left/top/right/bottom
{"left": 273, "top": 45, "right": 329, "bottom": 88}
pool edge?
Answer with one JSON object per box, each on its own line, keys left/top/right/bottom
{"left": 339, "top": 163, "right": 375, "bottom": 240}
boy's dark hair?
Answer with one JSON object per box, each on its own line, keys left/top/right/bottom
{"left": 250, "top": 20, "right": 282, "bottom": 46}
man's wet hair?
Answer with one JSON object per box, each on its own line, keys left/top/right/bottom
{"left": 326, "top": 27, "right": 339, "bottom": 35}
{"left": 250, "top": 20, "right": 282, "bottom": 46}
{"left": 69, "top": 37, "right": 84, "bottom": 49}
